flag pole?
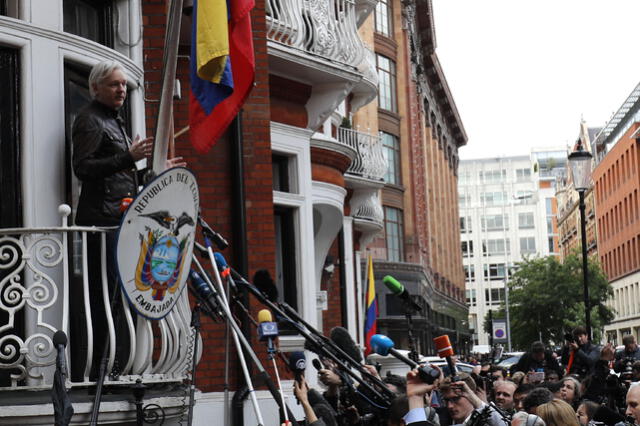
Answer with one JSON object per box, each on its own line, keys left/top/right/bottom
{"left": 151, "top": 0, "right": 184, "bottom": 174}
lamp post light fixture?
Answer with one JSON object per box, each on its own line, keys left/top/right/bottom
{"left": 568, "top": 141, "right": 593, "bottom": 340}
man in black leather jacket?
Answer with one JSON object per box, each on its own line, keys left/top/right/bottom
{"left": 71, "top": 60, "right": 184, "bottom": 380}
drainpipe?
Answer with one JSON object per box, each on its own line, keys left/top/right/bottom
{"left": 230, "top": 113, "right": 250, "bottom": 426}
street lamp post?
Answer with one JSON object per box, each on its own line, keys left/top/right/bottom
{"left": 568, "top": 142, "right": 593, "bottom": 340}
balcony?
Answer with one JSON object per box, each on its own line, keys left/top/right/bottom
{"left": 266, "top": 0, "right": 365, "bottom": 69}
{"left": 267, "top": 0, "right": 371, "bottom": 128}
{"left": 0, "top": 206, "right": 189, "bottom": 422}
{"left": 339, "top": 127, "right": 386, "bottom": 185}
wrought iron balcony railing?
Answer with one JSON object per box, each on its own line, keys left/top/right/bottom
{"left": 339, "top": 127, "right": 387, "bottom": 182}
{"left": 0, "top": 205, "right": 192, "bottom": 390}
{"left": 266, "top": 0, "right": 365, "bottom": 68}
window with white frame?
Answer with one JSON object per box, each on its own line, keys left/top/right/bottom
{"left": 384, "top": 206, "right": 404, "bottom": 262}
{"left": 374, "top": 0, "right": 392, "bottom": 37}
{"left": 479, "top": 169, "right": 506, "bottom": 184}
{"left": 381, "top": 132, "right": 401, "bottom": 185}
{"left": 460, "top": 216, "right": 472, "bottom": 233}
{"left": 484, "top": 263, "right": 506, "bottom": 281}
{"left": 518, "top": 212, "right": 534, "bottom": 229}
{"left": 520, "top": 237, "right": 536, "bottom": 254}
{"left": 63, "top": 0, "right": 114, "bottom": 47}
{"left": 377, "top": 54, "right": 397, "bottom": 112}
{"left": 464, "top": 264, "right": 475, "bottom": 281}
{"left": 480, "top": 191, "right": 507, "bottom": 206}
{"left": 482, "top": 239, "right": 510, "bottom": 256}
{"left": 481, "top": 214, "right": 508, "bottom": 231}
{"left": 461, "top": 241, "right": 474, "bottom": 258}
{"left": 516, "top": 168, "right": 532, "bottom": 182}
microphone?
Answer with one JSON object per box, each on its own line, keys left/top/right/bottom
{"left": 213, "top": 252, "right": 231, "bottom": 278}
{"left": 382, "top": 275, "right": 422, "bottom": 312}
{"left": 257, "top": 309, "right": 279, "bottom": 354}
{"left": 433, "top": 335, "right": 457, "bottom": 378}
{"left": 288, "top": 351, "right": 306, "bottom": 384}
{"left": 188, "top": 269, "right": 223, "bottom": 321}
{"left": 53, "top": 330, "right": 68, "bottom": 377}
{"left": 198, "top": 215, "right": 228, "bottom": 250}
{"left": 329, "top": 327, "right": 363, "bottom": 364}
{"left": 369, "top": 334, "right": 439, "bottom": 384}
{"left": 312, "top": 358, "right": 323, "bottom": 371}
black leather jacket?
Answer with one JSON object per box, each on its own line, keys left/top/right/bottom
{"left": 72, "top": 100, "right": 138, "bottom": 226}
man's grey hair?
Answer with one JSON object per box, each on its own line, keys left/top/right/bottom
{"left": 512, "top": 411, "right": 546, "bottom": 426}
{"left": 88, "top": 60, "right": 125, "bottom": 98}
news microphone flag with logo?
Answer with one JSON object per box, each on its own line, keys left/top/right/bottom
{"left": 364, "top": 255, "right": 378, "bottom": 356}
{"left": 189, "top": 0, "right": 255, "bottom": 154}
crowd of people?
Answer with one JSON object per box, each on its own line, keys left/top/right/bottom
{"left": 286, "top": 326, "right": 640, "bottom": 425}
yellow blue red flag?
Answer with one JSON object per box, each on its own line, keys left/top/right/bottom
{"left": 364, "top": 255, "right": 378, "bottom": 356}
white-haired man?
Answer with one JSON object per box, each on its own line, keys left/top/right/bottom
{"left": 71, "top": 60, "right": 184, "bottom": 380}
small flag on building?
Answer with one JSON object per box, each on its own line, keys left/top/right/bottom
{"left": 364, "top": 255, "right": 378, "bottom": 356}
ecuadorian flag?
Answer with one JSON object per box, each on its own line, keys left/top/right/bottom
{"left": 364, "top": 255, "right": 378, "bottom": 356}
{"left": 189, "top": 0, "right": 255, "bottom": 154}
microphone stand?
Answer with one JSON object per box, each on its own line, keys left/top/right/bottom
{"left": 403, "top": 303, "right": 420, "bottom": 363}
{"left": 225, "top": 268, "right": 394, "bottom": 407}
{"left": 186, "top": 303, "right": 202, "bottom": 426}
{"left": 192, "top": 257, "right": 300, "bottom": 426}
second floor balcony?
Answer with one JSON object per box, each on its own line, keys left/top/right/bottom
{"left": 340, "top": 127, "right": 387, "bottom": 185}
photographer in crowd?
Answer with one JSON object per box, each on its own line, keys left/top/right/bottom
{"left": 615, "top": 335, "right": 640, "bottom": 379}
{"left": 512, "top": 341, "right": 563, "bottom": 380}
{"left": 562, "top": 326, "right": 601, "bottom": 379}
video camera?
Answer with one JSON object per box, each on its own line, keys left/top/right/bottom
{"left": 564, "top": 333, "right": 576, "bottom": 344}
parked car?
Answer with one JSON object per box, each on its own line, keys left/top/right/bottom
{"left": 497, "top": 352, "right": 524, "bottom": 370}
{"left": 367, "top": 350, "right": 474, "bottom": 379}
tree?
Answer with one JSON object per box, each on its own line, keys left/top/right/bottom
{"left": 505, "top": 252, "right": 613, "bottom": 349}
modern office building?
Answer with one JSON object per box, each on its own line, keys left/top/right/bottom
{"left": 459, "top": 151, "right": 566, "bottom": 346}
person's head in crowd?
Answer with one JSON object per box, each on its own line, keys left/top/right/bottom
{"left": 317, "top": 358, "right": 342, "bottom": 388}
{"left": 576, "top": 400, "right": 599, "bottom": 426}
{"left": 493, "top": 380, "right": 517, "bottom": 411}
{"left": 573, "top": 326, "right": 589, "bottom": 345}
{"left": 522, "top": 387, "right": 554, "bottom": 415}
{"left": 383, "top": 373, "right": 407, "bottom": 395}
{"left": 490, "top": 365, "right": 507, "bottom": 381}
{"left": 511, "top": 411, "right": 546, "bottom": 426}
{"left": 623, "top": 334, "right": 639, "bottom": 353}
{"left": 626, "top": 384, "right": 640, "bottom": 424}
{"left": 538, "top": 381, "right": 561, "bottom": 398}
{"left": 544, "top": 369, "right": 559, "bottom": 383}
{"left": 531, "top": 341, "right": 547, "bottom": 362}
{"left": 537, "top": 399, "right": 579, "bottom": 426}
{"left": 439, "top": 372, "right": 477, "bottom": 424}
{"left": 514, "top": 383, "right": 535, "bottom": 412}
{"left": 511, "top": 371, "right": 526, "bottom": 387}
{"left": 559, "top": 376, "right": 581, "bottom": 408}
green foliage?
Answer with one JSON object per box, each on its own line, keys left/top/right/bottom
{"left": 504, "top": 253, "right": 613, "bottom": 349}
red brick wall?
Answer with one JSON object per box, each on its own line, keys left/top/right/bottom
{"left": 142, "top": 0, "right": 275, "bottom": 392}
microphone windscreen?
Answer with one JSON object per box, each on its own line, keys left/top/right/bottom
{"left": 253, "top": 269, "right": 278, "bottom": 302}
{"left": 257, "top": 309, "right": 273, "bottom": 323}
{"left": 312, "top": 403, "right": 338, "bottom": 426}
{"left": 382, "top": 275, "right": 404, "bottom": 295}
{"left": 434, "top": 335, "right": 454, "bottom": 358}
{"left": 53, "top": 330, "right": 67, "bottom": 347}
{"left": 288, "top": 351, "right": 306, "bottom": 374}
{"left": 370, "top": 334, "right": 394, "bottom": 356}
{"left": 312, "top": 358, "right": 323, "bottom": 371}
{"left": 330, "top": 327, "right": 363, "bottom": 363}
{"left": 214, "top": 252, "right": 228, "bottom": 269}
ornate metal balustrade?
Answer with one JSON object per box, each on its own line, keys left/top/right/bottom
{"left": 266, "top": 0, "right": 365, "bottom": 68}
{"left": 351, "top": 192, "right": 384, "bottom": 226}
{"left": 339, "top": 127, "right": 387, "bottom": 182}
{"left": 0, "top": 205, "right": 192, "bottom": 390}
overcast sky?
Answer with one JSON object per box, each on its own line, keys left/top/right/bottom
{"left": 432, "top": 0, "right": 640, "bottom": 160}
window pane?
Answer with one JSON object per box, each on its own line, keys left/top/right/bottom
{"left": 63, "top": 0, "right": 113, "bottom": 47}
{"left": 385, "top": 207, "right": 404, "bottom": 261}
{"left": 377, "top": 55, "right": 397, "bottom": 112}
{"left": 374, "top": 0, "right": 392, "bottom": 37}
{"left": 520, "top": 237, "right": 536, "bottom": 254}
{"left": 381, "top": 132, "right": 400, "bottom": 185}
{"left": 518, "top": 212, "right": 534, "bottom": 229}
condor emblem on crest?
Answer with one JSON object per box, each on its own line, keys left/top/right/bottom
{"left": 117, "top": 168, "right": 199, "bottom": 320}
